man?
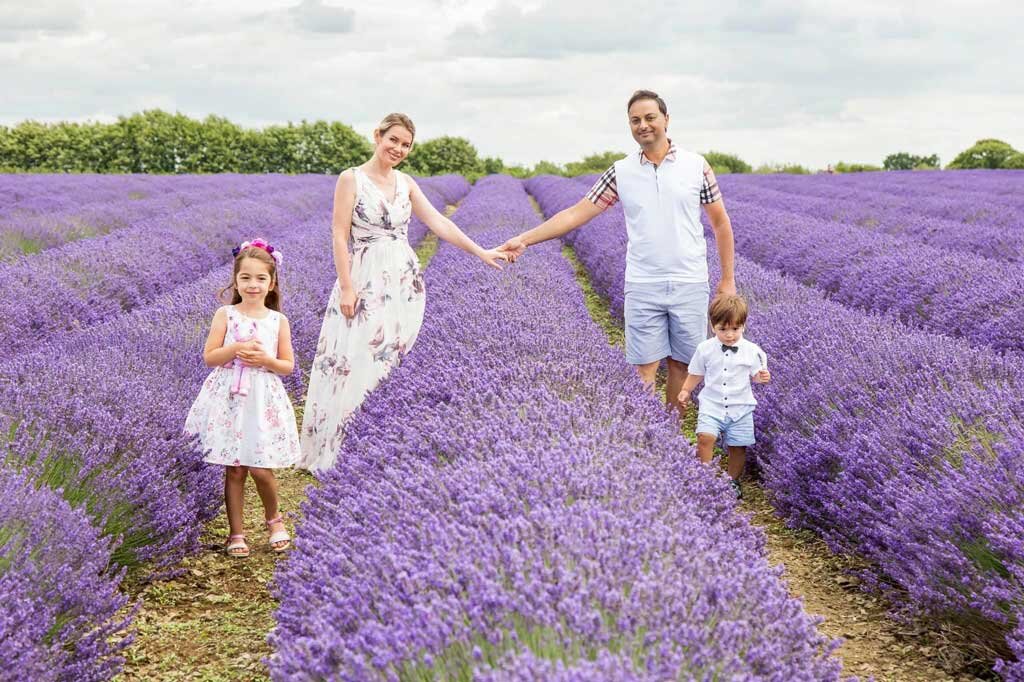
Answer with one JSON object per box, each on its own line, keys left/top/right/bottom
{"left": 499, "top": 89, "right": 736, "bottom": 414}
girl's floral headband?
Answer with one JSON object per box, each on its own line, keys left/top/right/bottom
{"left": 233, "top": 237, "right": 283, "bottom": 267}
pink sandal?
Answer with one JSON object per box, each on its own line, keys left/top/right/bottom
{"left": 266, "top": 516, "right": 290, "bottom": 553}
{"left": 225, "top": 534, "right": 249, "bottom": 558}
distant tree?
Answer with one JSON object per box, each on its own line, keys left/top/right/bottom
{"left": 563, "top": 151, "right": 626, "bottom": 176}
{"left": 754, "top": 162, "right": 811, "bottom": 174}
{"left": 947, "top": 139, "right": 1018, "bottom": 169}
{"left": 884, "top": 152, "right": 940, "bottom": 171}
{"left": 502, "top": 165, "right": 532, "bottom": 178}
{"left": 834, "top": 161, "right": 882, "bottom": 173}
{"left": 1003, "top": 152, "right": 1024, "bottom": 169}
{"left": 703, "top": 150, "right": 751, "bottom": 174}
{"left": 404, "top": 136, "right": 481, "bottom": 176}
{"left": 481, "top": 156, "right": 504, "bottom": 174}
{"left": 531, "top": 160, "right": 564, "bottom": 176}
{"left": 883, "top": 152, "right": 915, "bottom": 170}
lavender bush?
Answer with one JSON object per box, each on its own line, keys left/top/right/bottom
{"left": 718, "top": 179, "right": 1024, "bottom": 263}
{"left": 712, "top": 198, "right": 1024, "bottom": 353}
{"left": 0, "top": 467, "right": 133, "bottom": 681}
{"left": 269, "top": 176, "right": 843, "bottom": 680}
{"left": 733, "top": 170, "right": 1024, "bottom": 229}
{"left": 0, "top": 184, "right": 333, "bottom": 352}
{"left": 0, "top": 174, "right": 318, "bottom": 260}
{"left": 529, "top": 174, "right": 1024, "bottom": 677}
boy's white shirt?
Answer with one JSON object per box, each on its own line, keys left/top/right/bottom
{"left": 687, "top": 337, "right": 767, "bottom": 420}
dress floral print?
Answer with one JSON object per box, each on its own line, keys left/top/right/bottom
{"left": 185, "top": 306, "right": 301, "bottom": 468}
{"left": 299, "top": 168, "right": 426, "bottom": 471}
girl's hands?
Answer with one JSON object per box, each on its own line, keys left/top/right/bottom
{"left": 478, "top": 248, "right": 508, "bottom": 270}
{"left": 339, "top": 287, "right": 357, "bottom": 319}
{"left": 236, "top": 340, "right": 270, "bottom": 368}
{"left": 753, "top": 369, "right": 771, "bottom": 384}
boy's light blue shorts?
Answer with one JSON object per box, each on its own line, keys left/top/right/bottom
{"left": 623, "top": 280, "right": 709, "bottom": 365}
{"left": 696, "top": 410, "right": 756, "bottom": 447}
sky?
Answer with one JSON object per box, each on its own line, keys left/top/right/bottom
{"left": 2, "top": 0, "right": 1022, "bottom": 169}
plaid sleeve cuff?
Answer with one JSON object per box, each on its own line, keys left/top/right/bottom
{"left": 700, "top": 161, "right": 721, "bottom": 204}
{"left": 585, "top": 165, "right": 619, "bottom": 208}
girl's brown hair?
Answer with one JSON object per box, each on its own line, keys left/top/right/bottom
{"left": 218, "top": 246, "right": 282, "bottom": 311}
{"left": 708, "top": 294, "right": 748, "bottom": 328}
{"left": 376, "top": 113, "right": 416, "bottom": 142}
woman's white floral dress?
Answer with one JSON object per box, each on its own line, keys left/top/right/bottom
{"left": 299, "top": 168, "right": 426, "bottom": 471}
{"left": 185, "top": 305, "right": 301, "bottom": 468}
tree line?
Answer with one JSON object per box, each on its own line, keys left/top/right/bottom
{"left": 0, "top": 110, "right": 1019, "bottom": 176}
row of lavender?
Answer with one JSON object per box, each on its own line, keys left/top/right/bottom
{"left": 718, "top": 178, "right": 1024, "bottom": 263}
{"left": 714, "top": 194, "right": 1024, "bottom": 353}
{"left": 528, "top": 174, "right": 1024, "bottom": 678}
{"left": 0, "top": 173, "right": 469, "bottom": 680}
{"left": 0, "top": 174, "right": 322, "bottom": 261}
{"left": 0, "top": 184, "right": 330, "bottom": 352}
{"left": 734, "top": 169, "right": 1024, "bottom": 228}
{"left": 269, "top": 176, "right": 844, "bottom": 680}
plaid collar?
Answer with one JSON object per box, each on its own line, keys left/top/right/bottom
{"left": 639, "top": 139, "right": 677, "bottom": 166}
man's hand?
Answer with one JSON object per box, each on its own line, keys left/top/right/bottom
{"left": 497, "top": 236, "right": 527, "bottom": 262}
{"left": 678, "top": 388, "right": 692, "bottom": 406}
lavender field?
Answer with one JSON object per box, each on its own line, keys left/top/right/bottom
{"left": 1, "top": 170, "right": 1021, "bottom": 680}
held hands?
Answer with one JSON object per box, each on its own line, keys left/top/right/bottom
{"left": 677, "top": 388, "right": 692, "bottom": 406}
{"left": 716, "top": 278, "right": 737, "bottom": 296}
{"left": 339, "top": 287, "right": 357, "bottom": 319}
{"left": 753, "top": 369, "right": 771, "bottom": 384}
{"left": 478, "top": 247, "right": 508, "bottom": 270}
{"left": 496, "top": 236, "right": 528, "bottom": 262}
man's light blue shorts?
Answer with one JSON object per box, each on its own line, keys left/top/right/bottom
{"left": 623, "top": 280, "right": 709, "bottom": 365}
{"left": 696, "top": 410, "right": 756, "bottom": 447}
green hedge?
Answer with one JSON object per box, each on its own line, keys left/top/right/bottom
{"left": 0, "top": 110, "right": 372, "bottom": 174}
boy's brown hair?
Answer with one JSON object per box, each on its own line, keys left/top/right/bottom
{"left": 708, "top": 294, "right": 748, "bottom": 328}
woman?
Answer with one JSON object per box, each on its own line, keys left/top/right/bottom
{"left": 299, "top": 113, "right": 505, "bottom": 471}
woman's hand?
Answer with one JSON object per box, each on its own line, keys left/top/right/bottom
{"left": 478, "top": 248, "right": 508, "bottom": 270}
{"left": 339, "top": 287, "right": 357, "bottom": 318}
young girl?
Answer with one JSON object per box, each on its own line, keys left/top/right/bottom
{"left": 185, "top": 238, "right": 301, "bottom": 558}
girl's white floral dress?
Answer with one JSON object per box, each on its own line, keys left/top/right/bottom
{"left": 299, "top": 168, "right": 426, "bottom": 471}
{"left": 186, "top": 305, "right": 301, "bottom": 468}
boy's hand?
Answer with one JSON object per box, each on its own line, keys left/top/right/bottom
{"left": 677, "top": 388, "right": 692, "bottom": 405}
{"left": 753, "top": 369, "right": 771, "bottom": 384}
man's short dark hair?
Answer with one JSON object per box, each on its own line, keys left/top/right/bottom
{"left": 627, "top": 89, "right": 668, "bottom": 116}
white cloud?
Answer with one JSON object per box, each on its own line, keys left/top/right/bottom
{"left": 0, "top": 0, "right": 1021, "bottom": 169}
{"left": 0, "top": 0, "right": 85, "bottom": 40}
